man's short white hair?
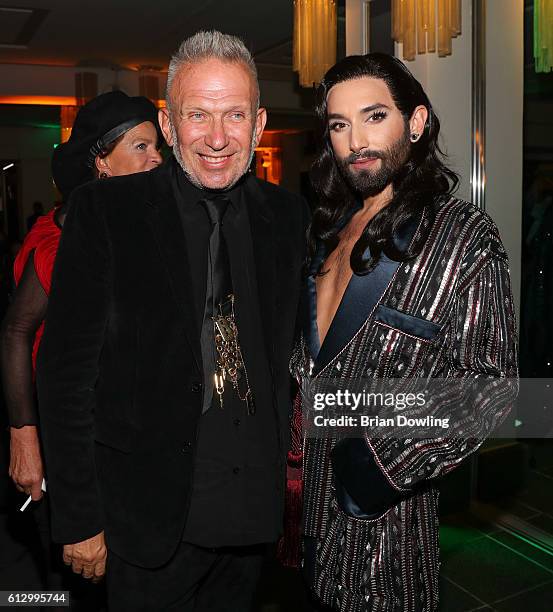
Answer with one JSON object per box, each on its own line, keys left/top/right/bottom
{"left": 166, "top": 30, "right": 260, "bottom": 112}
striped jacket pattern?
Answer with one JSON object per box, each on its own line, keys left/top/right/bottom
{"left": 291, "top": 197, "right": 518, "bottom": 611}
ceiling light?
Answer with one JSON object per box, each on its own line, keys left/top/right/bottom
{"left": 392, "top": 0, "right": 462, "bottom": 61}
{"left": 293, "top": 0, "right": 337, "bottom": 87}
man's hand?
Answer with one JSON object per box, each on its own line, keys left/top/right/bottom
{"left": 9, "top": 426, "right": 44, "bottom": 500}
{"left": 63, "top": 531, "right": 107, "bottom": 582}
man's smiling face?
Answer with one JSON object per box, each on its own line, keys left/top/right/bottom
{"left": 160, "top": 57, "right": 266, "bottom": 190}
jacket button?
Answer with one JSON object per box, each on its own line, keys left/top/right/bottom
{"left": 191, "top": 382, "right": 203, "bottom": 393}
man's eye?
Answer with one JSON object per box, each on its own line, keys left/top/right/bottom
{"left": 136, "top": 143, "right": 147, "bottom": 150}
{"left": 329, "top": 122, "right": 347, "bottom": 132}
{"left": 368, "top": 111, "right": 387, "bottom": 122}
{"left": 190, "top": 112, "right": 205, "bottom": 120}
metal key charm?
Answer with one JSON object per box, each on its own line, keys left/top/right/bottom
{"left": 212, "top": 295, "right": 255, "bottom": 414}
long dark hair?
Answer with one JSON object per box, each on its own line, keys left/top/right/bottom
{"left": 309, "top": 53, "right": 459, "bottom": 274}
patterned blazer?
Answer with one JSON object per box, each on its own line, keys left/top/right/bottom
{"left": 292, "top": 197, "right": 518, "bottom": 612}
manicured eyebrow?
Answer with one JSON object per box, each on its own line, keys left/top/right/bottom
{"left": 327, "top": 103, "right": 391, "bottom": 121}
{"left": 360, "top": 103, "right": 391, "bottom": 114}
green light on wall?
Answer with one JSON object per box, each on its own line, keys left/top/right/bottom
{"left": 534, "top": 0, "right": 553, "bottom": 73}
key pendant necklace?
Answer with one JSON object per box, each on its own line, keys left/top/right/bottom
{"left": 212, "top": 294, "right": 256, "bottom": 415}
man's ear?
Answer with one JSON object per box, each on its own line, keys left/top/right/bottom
{"left": 409, "top": 105, "right": 429, "bottom": 140}
{"left": 253, "top": 107, "right": 267, "bottom": 148}
{"left": 158, "top": 107, "right": 174, "bottom": 146}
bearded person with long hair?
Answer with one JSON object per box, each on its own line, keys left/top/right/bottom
{"left": 284, "top": 54, "right": 518, "bottom": 611}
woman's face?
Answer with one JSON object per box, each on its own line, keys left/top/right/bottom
{"left": 97, "top": 121, "right": 162, "bottom": 177}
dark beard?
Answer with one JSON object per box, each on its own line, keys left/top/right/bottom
{"left": 336, "top": 128, "right": 411, "bottom": 198}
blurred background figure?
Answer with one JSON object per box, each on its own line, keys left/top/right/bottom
{"left": 0, "top": 91, "right": 161, "bottom": 609}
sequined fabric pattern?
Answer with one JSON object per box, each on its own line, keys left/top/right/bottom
{"left": 294, "top": 198, "right": 519, "bottom": 611}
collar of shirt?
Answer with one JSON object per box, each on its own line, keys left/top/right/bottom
{"left": 172, "top": 156, "right": 246, "bottom": 212}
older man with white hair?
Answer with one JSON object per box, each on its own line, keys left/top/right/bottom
{"left": 37, "top": 30, "right": 308, "bottom": 610}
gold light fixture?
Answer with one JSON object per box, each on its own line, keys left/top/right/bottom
{"left": 534, "top": 0, "right": 553, "bottom": 73}
{"left": 392, "top": 0, "right": 462, "bottom": 61}
{"left": 293, "top": 0, "right": 337, "bottom": 87}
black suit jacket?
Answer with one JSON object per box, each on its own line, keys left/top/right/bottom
{"left": 36, "top": 159, "right": 308, "bottom": 568}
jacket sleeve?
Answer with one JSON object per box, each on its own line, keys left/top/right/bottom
{"left": 335, "top": 220, "right": 518, "bottom": 514}
{"left": 36, "top": 185, "right": 111, "bottom": 544}
{"left": 370, "top": 220, "right": 518, "bottom": 491}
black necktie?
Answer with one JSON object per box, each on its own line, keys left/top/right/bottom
{"left": 200, "top": 197, "right": 232, "bottom": 307}
{"left": 199, "top": 197, "right": 232, "bottom": 412}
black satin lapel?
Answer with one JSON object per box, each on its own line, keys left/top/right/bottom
{"left": 244, "top": 178, "right": 275, "bottom": 366}
{"left": 306, "top": 202, "right": 362, "bottom": 363}
{"left": 311, "top": 212, "right": 422, "bottom": 376}
{"left": 313, "top": 255, "right": 400, "bottom": 376}
{"left": 144, "top": 167, "right": 202, "bottom": 373}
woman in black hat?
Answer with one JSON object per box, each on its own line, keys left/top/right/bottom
{"left": 0, "top": 91, "right": 162, "bottom": 595}
{"left": 52, "top": 90, "right": 162, "bottom": 199}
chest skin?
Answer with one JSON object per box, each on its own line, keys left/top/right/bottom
{"left": 316, "top": 211, "right": 372, "bottom": 346}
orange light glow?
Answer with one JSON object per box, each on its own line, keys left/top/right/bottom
{"left": 255, "top": 147, "right": 281, "bottom": 185}
{"left": 0, "top": 95, "right": 166, "bottom": 107}
{"left": 60, "top": 106, "right": 79, "bottom": 143}
{"left": 0, "top": 95, "right": 79, "bottom": 106}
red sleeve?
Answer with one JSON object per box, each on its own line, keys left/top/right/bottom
{"left": 14, "top": 210, "right": 61, "bottom": 294}
{"left": 34, "top": 231, "right": 61, "bottom": 295}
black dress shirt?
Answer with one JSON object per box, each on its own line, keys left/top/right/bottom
{"left": 170, "top": 159, "right": 280, "bottom": 547}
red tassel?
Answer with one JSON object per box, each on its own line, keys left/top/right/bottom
{"left": 277, "top": 393, "right": 304, "bottom": 568}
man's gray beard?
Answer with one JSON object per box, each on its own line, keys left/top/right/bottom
{"left": 168, "top": 115, "right": 257, "bottom": 192}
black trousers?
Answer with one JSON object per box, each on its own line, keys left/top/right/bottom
{"left": 106, "top": 541, "right": 266, "bottom": 611}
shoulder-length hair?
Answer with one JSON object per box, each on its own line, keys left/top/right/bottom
{"left": 309, "top": 53, "right": 459, "bottom": 275}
